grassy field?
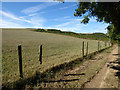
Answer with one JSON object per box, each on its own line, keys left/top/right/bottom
{"left": 2, "top": 29, "right": 109, "bottom": 86}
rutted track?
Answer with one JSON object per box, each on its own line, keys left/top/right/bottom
{"left": 84, "top": 45, "right": 118, "bottom": 88}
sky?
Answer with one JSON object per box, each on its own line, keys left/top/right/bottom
{"left": 0, "top": 2, "right": 109, "bottom": 33}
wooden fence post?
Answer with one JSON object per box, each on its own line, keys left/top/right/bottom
{"left": 18, "top": 45, "right": 23, "bottom": 78}
{"left": 99, "top": 42, "right": 101, "bottom": 50}
{"left": 39, "top": 45, "right": 42, "bottom": 64}
{"left": 86, "top": 42, "right": 88, "bottom": 56}
{"left": 82, "top": 41, "right": 84, "bottom": 57}
{"left": 105, "top": 42, "right": 106, "bottom": 47}
{"left": 98, "top": 41, "right": 99, "bottom": 51}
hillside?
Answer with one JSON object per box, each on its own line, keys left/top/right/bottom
{"left": 2, "top": 29, "right": 108, "bottom": 87}
{"left": 35, "top": 28, "right": 109, "bottom": 41}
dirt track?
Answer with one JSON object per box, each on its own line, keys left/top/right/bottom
{"left": 31, "top": 45, "right": 119, "bottom": 88}
{"left": 85, "top": 45, "right": 119, "bottom": 88}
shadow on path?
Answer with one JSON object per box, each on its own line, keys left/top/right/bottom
{"left": 112, "top": 54, "right": 120, "bottom": 56}
{"left": 109, "top": 53, "right": 120, "bottom": 87}
{"left": 64, "top": 73, "right": 85, "bottom": 76}
{"left": 40, "top": 79, "right": 79, "bottom": 83}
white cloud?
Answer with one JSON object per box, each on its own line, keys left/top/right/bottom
{"left": 21, "top": 2, "right": 59, "bottom": 14}
{"left": 29, "top": 16, "right": 46, "bottom": 27}
{"left": 55, "top": 18, "right": 84, "bottom": 27}
{"left": 59, "top": 4, "right": 77, "bottom": 10}
{"left": 53, "top": 17, "right": 83, "bottom": 22}
{"left": 0, "top": 19, "right": 22, "bottom": 28}
{"left": 67, "top": 18, "right": 83, "bottom": 21}
{"left": 0, "top": 10, "right": 21, "bottom": 20}
{"left": 59, "top": 6, "right": 68, "bottom": 10}
{"left": 63, "top": 16, "right": 70, "bottom": 19}
{"left": 19, "top": 12, "right": 46, "bottom": 19}
{"left": 55, "top": 21, "right": 74, "bottom": 27}
{"left": 35, "top": 16, "right": 107, "bottom": 33}
{"left": 90, "top": 18, "right": 97, "bottom": 22}
{"left": 43, "top": 26, "right": 75, "bottom": 32}
{"left": 44, "top": 18, "right": 87, "bottom": 33}
{"left": 0, "top": 10, "right": 32, "bottom": 23}
{"left": 0, "top": 10, "right": 46, "bottom": 28}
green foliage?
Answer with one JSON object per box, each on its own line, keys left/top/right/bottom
{"left": 107, "top": 24, "right": 116, "bottom": 40}
{"left": 107, "top": 24, "right": 120, "bottom": 43}
{"left": 35, "top": 29, "right": 108, "bottom": 41}
{"left": 74, "top": 2, "right": 120, "bottom": 35}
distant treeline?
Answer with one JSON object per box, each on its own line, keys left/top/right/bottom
{"left": 35, "top": 29, "right": 109, "bottom": 41}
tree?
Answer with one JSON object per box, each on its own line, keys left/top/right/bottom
{"left": 107, "top": 24, "right": 116, "bottom": 40}
{"left": 74, "top": 2, "right": 120, "bottom": 37}
{"left": 106, "top": 24, "right": 117, "bottom": 45}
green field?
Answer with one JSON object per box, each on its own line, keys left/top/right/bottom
{"left": 2, "top": 29, "right": 109, "bottom": 85}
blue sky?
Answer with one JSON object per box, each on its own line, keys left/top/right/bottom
{"left": 0, "top": 2, "right": 109, "bottom": 33}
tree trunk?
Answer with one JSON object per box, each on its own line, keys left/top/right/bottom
{"left": 118, "top": 39, "right": 120, "bottom": 59}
